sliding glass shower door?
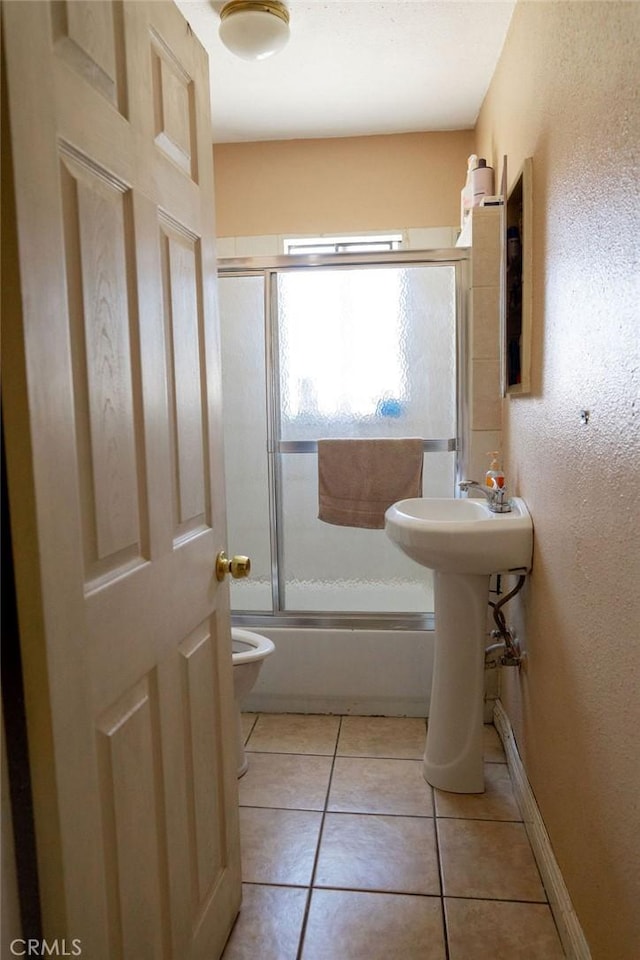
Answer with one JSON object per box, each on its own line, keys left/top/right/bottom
{"left": 217, "top": 274, "right": 273, "bottom": 609}
{"left": 218, "top": 254, "right": 464, "bottom": 621}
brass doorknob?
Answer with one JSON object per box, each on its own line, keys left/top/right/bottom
{"left": 215, "top": 551, "right": 251, "bottom": 582}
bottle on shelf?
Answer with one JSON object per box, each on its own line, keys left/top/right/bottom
{"left": 460, "top": 154, "right": 478, "bottom": 229}
{"left": 471, "top": 158, "right": 494, "bottom": 206}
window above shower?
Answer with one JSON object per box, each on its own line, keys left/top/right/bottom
{"left": 284, "top": 234, "right": 403, "bottom": 255}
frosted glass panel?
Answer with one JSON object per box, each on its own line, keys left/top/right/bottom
{"left": 277, "top": 265, "right": 456, "bottom": 441}
{"left": 281, "top": 453, "right": 455, "bottom": 612}
{"left": 218, "top": 276, "right": 272, "bottom": 610}
{"left": 218, "top": 259, "right": 459, "bottom": 617}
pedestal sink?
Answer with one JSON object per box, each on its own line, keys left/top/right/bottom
{"left": 385, "top": 496, "right": 533, "bottom": 793}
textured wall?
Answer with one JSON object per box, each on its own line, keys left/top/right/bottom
{"left": 212, "top": 130, "right": 473, "bottom": 237}
{"left": 475, "top": 3, "right": 640, "bottom": 957}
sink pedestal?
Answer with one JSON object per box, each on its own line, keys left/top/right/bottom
{"left": 384, "top": 495, "right": 533, "bottom": 793}
{"left": 424, "top": 571, "right": 490, "bottom": 793}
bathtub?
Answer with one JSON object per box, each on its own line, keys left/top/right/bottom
{"left": 238, "top": 626, "right": 435, "bottom": 717}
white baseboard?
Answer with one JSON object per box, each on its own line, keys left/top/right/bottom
{"left": 244, "top": 692, "right": 429, "bottom": 717}
{"left": 493, "top": 700, "right": 592, "bottom": 960}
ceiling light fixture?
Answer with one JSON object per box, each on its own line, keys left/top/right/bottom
{"left": 218, "top": 0, "right": 290, "bottom": 61}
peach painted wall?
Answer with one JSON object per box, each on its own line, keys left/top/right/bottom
{"left": 212, "top": 130, "right": 474, "bottom": 237}
{"left": 476, "top": 3, "right": 640, "bottom": 958}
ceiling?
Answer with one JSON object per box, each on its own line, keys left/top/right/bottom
{"left": 175, "top": 0, "right": 516, "bottom": 144}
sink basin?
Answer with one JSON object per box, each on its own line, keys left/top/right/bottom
{"left": 385, "top": 496, "right": 533, "bottom": 575}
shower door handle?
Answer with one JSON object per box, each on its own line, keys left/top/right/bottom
{"left": 215, "top": 551, "right": 251, "bottom": 582}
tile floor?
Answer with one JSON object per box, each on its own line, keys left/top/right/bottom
{"left": 222, "top": 714, "right": 566, "bottom": 960}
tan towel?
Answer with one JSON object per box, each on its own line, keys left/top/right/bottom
{"left": 317, "top": 438, "right": 424, "bottom": 529}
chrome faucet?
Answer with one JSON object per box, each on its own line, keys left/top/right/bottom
{"left": 459, "top": 479, "right": 512, "bottom": 513}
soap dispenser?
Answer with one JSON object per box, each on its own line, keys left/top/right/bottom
{"left": 485, "top": 452, "right": 505, "bottom": 489}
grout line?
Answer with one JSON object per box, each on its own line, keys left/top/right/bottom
{"left": 241, "top": 712, "right": 259, "bottom": 746}
{"left": 240, "top": 803, "right": 434, "bottom": 819}
{"left": 294, "top": 888, "right": 313, "bottom": 960}
{"left": 294, "top": 715, "right": 344, "bottom": 960}
{"left": 309, "top": 884, "right": 443, "bottom": 897}
{"left": 432, "top": 800, "right": 451, "bottom": 960}
{"left": 241, "top": 879, "right": 309, "bottom": 890}
{"left": 318, "top": 808, "right": 433, "bottom": 821}
{"left": 237, "top": 803, "right": 327, "bottom": 813}
{"left": 434, "top": 814, "right": 524, "bottom": 823}
{"left": 239, "top": 880, "right": 549, "bottom": 906}
{"left": 442, "top": 892, "right": 551, "bottom": 905}
{"left": 243, "top": 750, "right": 338, "bottom": 758}
{"left": 334, "top": 753, "right": 425, "bottom": 761}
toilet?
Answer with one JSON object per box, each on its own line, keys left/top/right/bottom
{"left": 231, "top": 628, "right": 275, "bottom": 777}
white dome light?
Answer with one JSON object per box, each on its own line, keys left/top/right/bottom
{"left": 218, "top": 1, "right": 290, "bottom": 61}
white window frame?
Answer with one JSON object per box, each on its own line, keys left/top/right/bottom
{"left": 284, "top": 233, "right": 403, "bottom": 256}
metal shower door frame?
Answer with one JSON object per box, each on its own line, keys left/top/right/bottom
{"left": 219, "top": 248, "right": 470, "bottom": 630}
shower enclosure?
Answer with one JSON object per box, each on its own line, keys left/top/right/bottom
{"left": 218, "top": 250, "right": 467, "bottom": 629}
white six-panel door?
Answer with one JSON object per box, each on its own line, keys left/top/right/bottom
{"left": 2, "top": 2, "right": 241, "bottom": 956}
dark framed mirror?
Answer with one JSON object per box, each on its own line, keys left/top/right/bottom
{"left": 501, "top": 157, "right": 533, "bottom": 395}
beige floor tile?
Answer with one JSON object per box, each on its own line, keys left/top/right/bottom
{"left": 222, "top": 884, "right": 308, "bottom": 960}
{"left": 315, "top": 812, "right": 440, "bottom": 895}
{"left": 240, "top": 713, "right": 258, "bottom": 743}
{"left": 239, "top": 752, "right": 333, "bottom": 810}
{"left": 246, "top": 713, "right": 340, "bottom": 755}
{"left": 437, "top": 819, "right": 546, "bottom": 902}
{"left": 483, "top": 723, "right": 506, "bottom": 762}
{"left": 301, "top": 889, "right": 446, "bottom": 960}
{"left": 239, "top": 807, "right": 322, "bottom": 886}
{"left": 434, "top": 762, "right": 521, "bottom": 821}
{"left": 328, "top": 757, "right": 433, "bottom": 816}
{"left": 445, "top": 898, "right": 566, "bottom": 959}
{"left": 337, "top": 716, "right": 427, "bottom": 759}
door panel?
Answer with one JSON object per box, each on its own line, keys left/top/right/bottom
{"left": 180, "top": 621, "right": 226, "bottom": 901}
{"left": 96, "top": 674, "right": 169, "bottom": 959}
{"left": 51, "top": 0, "right": 128, "bottom": 114}
{"left": 60, "top": 147, "right": 148, "bottom": 585}
{"left": 160, "top": 217, "right": 210, "bottom": 538}
{"left": 151, "top": 29, "right": 198, "bottom": 179}
{"left": 2, "top": 2, "right": 240, "bottom": 957}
